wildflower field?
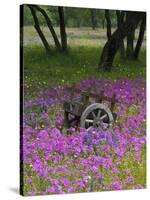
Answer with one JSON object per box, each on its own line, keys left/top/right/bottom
{"left": 22, "top": 76, "right": 146, "bottom": 195}
{"left": 20, "top": 9, "right": 147, "bottom": 194}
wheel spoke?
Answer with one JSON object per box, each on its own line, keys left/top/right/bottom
{"left": 85, "top": 119, "right": 94, "bottom": 123}
{"left": 97, "top": 110, "right": 101, "bottom": 118}
{"left": 87, "top": 126, "right": 93, "bottom": 131}
{"left": 100, "top": 114, "right": 107, "bottom": 120}
{"left": 92, "top": 111, "right": 96, "bottom": 119}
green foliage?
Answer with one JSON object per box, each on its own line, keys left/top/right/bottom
{"left": 23, "top": 5, "right": 34, "bottom": 25}
{"left": 23, "top": 4, "right": 117, "bottom": 28}
{"left": 23, "top": 5, "right": 46, "bottom": 25}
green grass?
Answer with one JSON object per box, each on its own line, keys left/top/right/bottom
{"left": 23, "top": 26, "right": 146, "bottom": 97}
{"left": 24, "top": 26, "right": 146, "bottom": 47}
{"left": 24, "top": 44, "right": 146, "bottom": 97}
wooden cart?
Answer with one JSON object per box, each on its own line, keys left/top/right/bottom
{"left": 63, "top": 86, "right": 117, "bottom": 130}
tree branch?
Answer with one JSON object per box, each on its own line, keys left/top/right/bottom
{"left": 33, "top": 5, "right": 61, "bottom": 50}
{"left": 28, "top": 5, "right": 51, "bottom": 52}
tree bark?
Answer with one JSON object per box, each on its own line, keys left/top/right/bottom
{"left": 134, "top": 14, "right": 146, "bottom": 59}
{"left": 116, "top": 10, "right": 125, "bottom": 58}
{"left": 76, "top": 19, "right": 81, "bottom": 28}
{"left": 126, "top": 30, "right": 135, "bottom": 58}
{"left": 102, "top": 19, "right": 105, "bottom": 29}
{"left": 28, "top": 5, "right": 51, "bottom": 53}
{"left": 98, "top": 12, "right": 144, "bottom": 71}
{"left": 126, "top": 12, "right": 136, "bottom": 58}
{"left": 105, "top": 10, "right": 111, "bottom": 40}
{"left": 33, "top": 5, "right": 61, "bottom": 50}
{"left": 58, "top": 7, "right": 67, "bottom": 51}
{"left": 91, "top": 10, "right": 97, "bottom": 30}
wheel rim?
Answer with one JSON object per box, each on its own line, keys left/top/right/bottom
{"left": 80, "top": 103, "right": 113, "bottom": 130}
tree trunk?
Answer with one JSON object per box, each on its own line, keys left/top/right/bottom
{"left": 91, "top": 10, "right": 97, "bottom": 30}
{"left": 33, "top": 5, "right": 61, "bottom": 50}
{"left": 58, "top": 7, "right": 67, "bottom": 51}
{"left": 28, "top": 5, "right": 51, "bottom": 53}
{"left": 134, "top": 14, "right": 146, "bottom": 59}
{"left": 126, "top": 30, "right": 135, "bottom": 58}
{"left": 98, "top": 12, "right": 144, "bottom": 71}
{"left": 116, "top": 10, "right": 125, "bottom": 58}
{"left": 76, "top": 19, "right": 81, "bottom": 28}
{"left": 105, "top": 10, "right": 111, "bottom": 40}
{"left": 102, "top": 19, "right": 105, "bottom": 29}
{"left": 126, "top": 12, "right": 135, "bottom": 58}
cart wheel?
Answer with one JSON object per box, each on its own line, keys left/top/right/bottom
{"left": 80, "top": 103, "right": 114, "bottom": 130}
{"left": 64, "top": 111, "right": 80, "bottom": 128}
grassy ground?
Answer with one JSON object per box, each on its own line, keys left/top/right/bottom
{"left": 23, "top": 27, "right": 146, "bottom": 97}
{"left": 23, "top": 26, "right": 146, "bottom": 47}
{"left": 23, "top": 45, "right": 146, "bottom": 97}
